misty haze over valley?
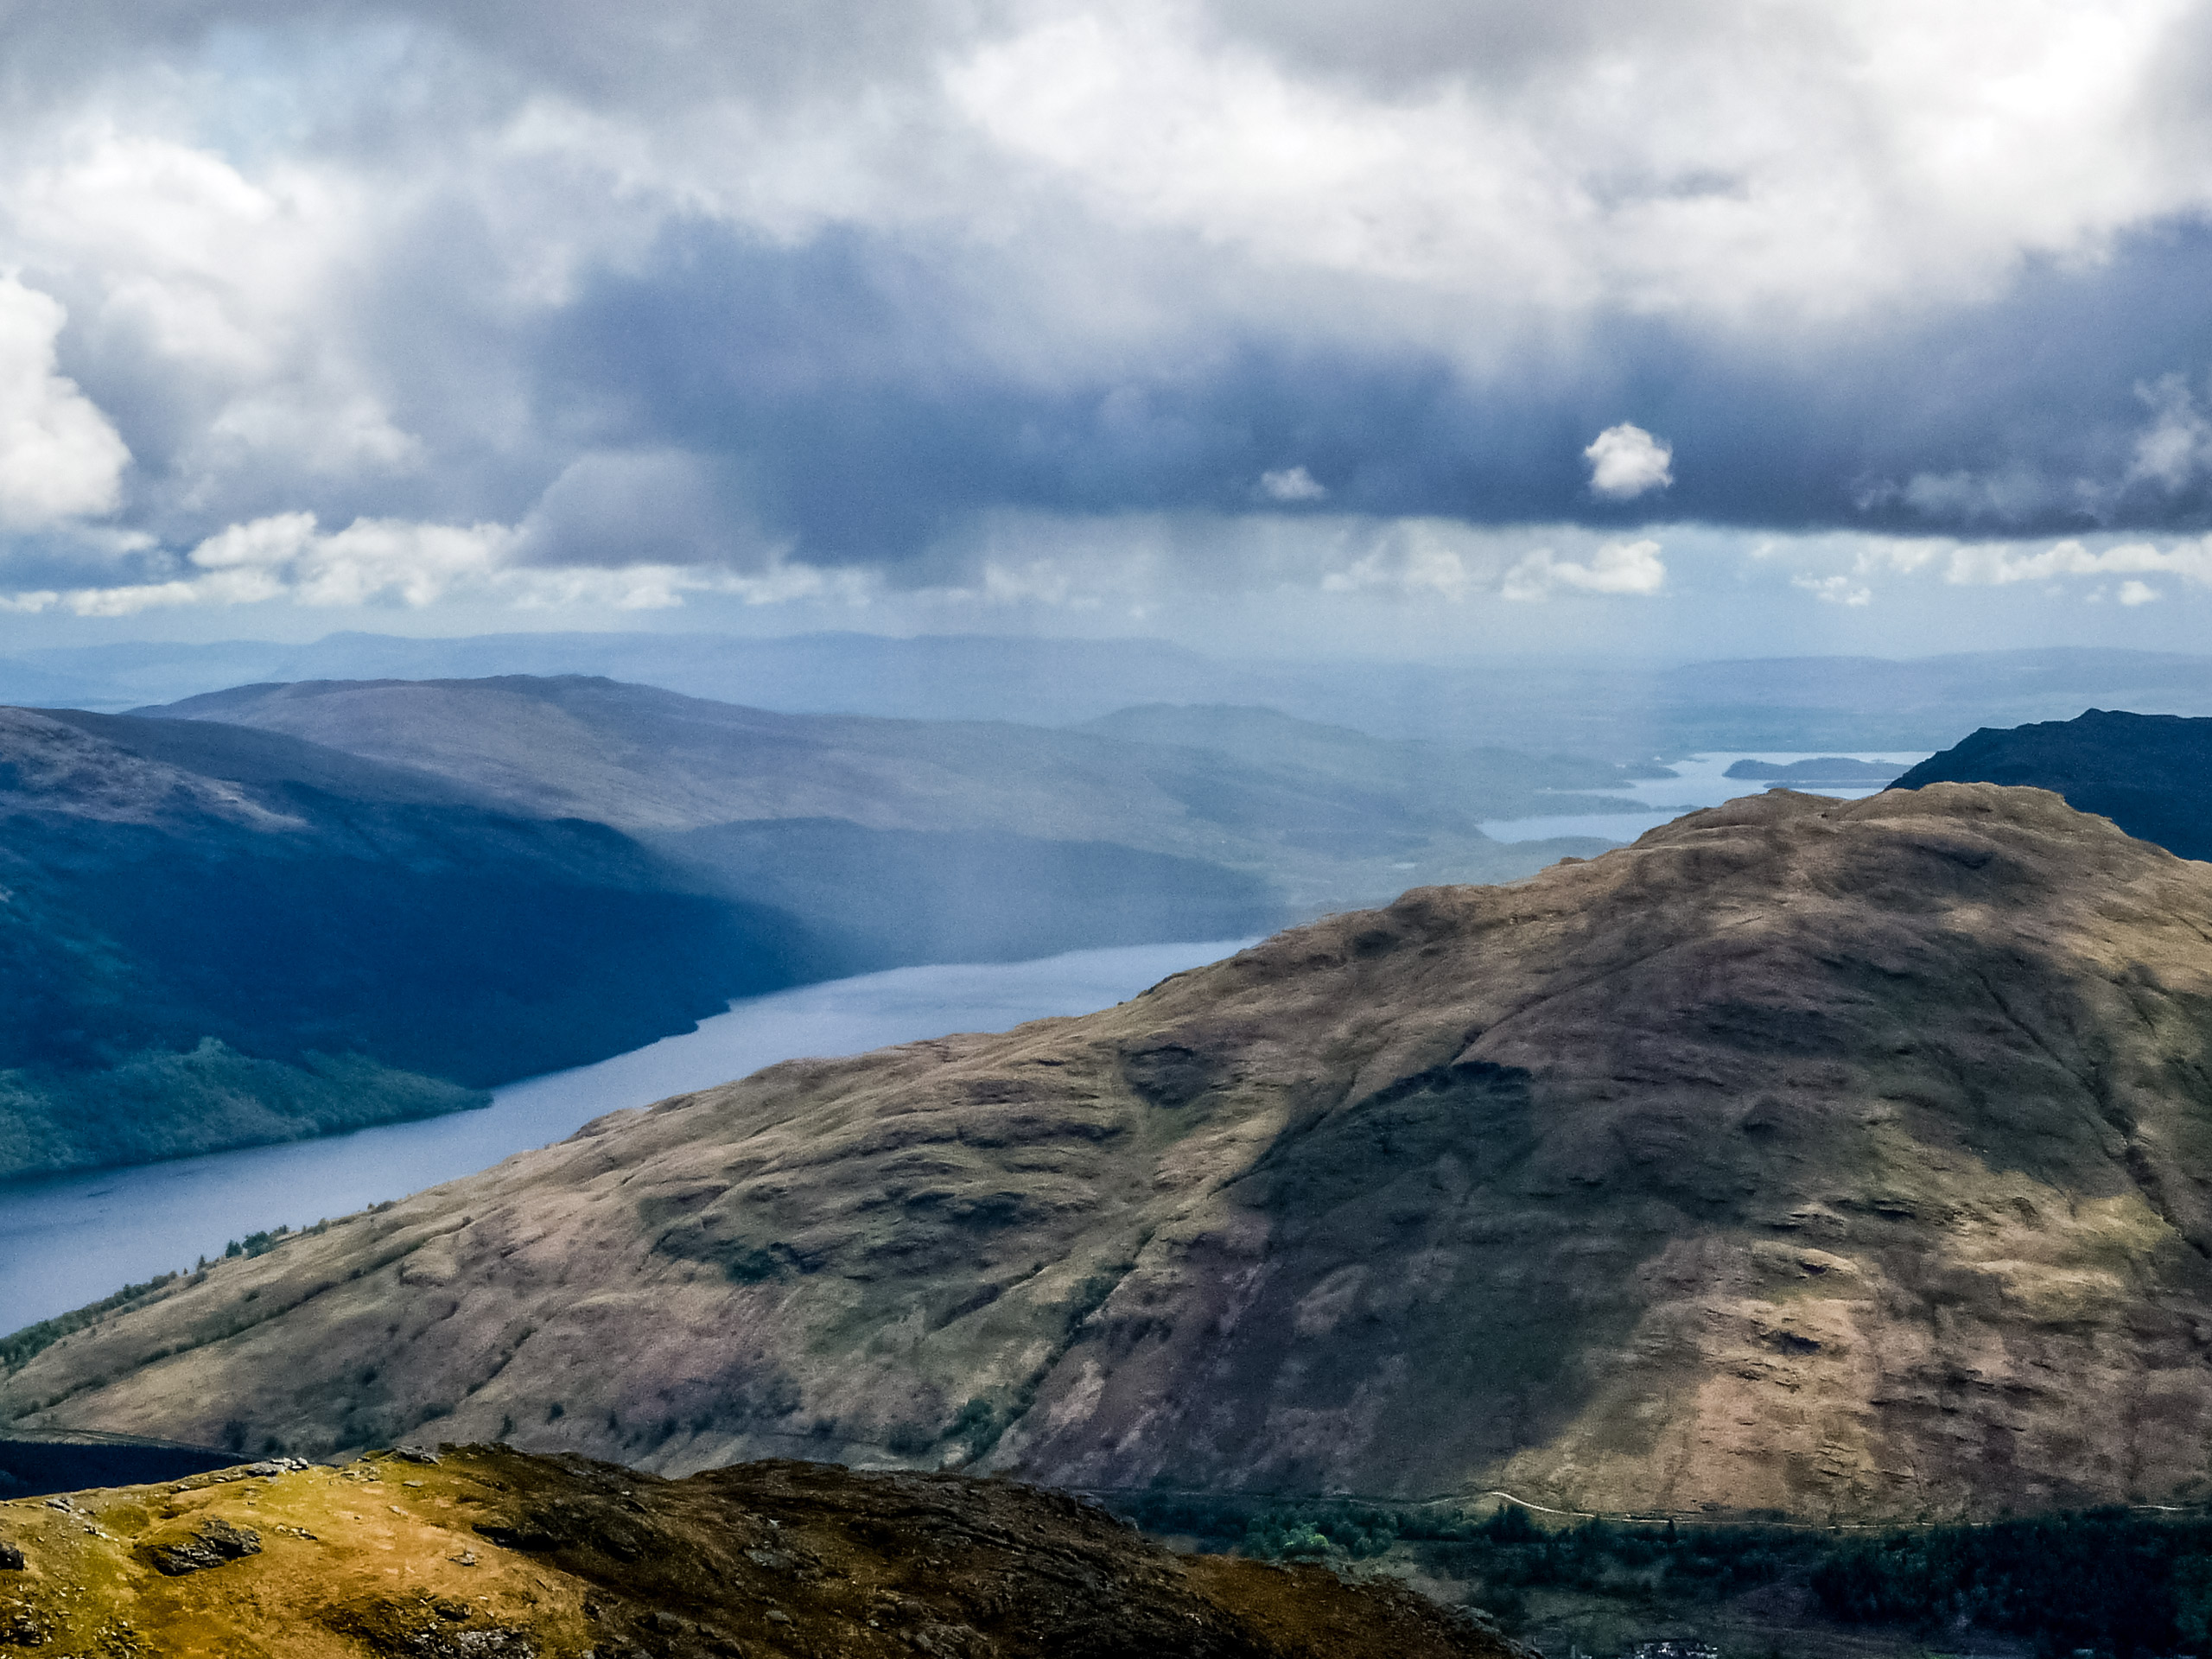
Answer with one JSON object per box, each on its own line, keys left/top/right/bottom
{"left": 10, "top": 4, "right": 2212, "bottom": 1656}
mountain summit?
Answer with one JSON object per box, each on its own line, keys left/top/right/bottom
{"left": 1894, "top": 707, "right": 2212, "bottom": 861}
{"left": 12, "top": 785, "right": 2212, "bottom": 1522}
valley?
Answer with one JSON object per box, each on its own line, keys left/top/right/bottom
{"left": 8, "top": 683, "right": 2212, "bottom": 1657}
{"left": 0, "top": 939, "right": 1246, "bottom": 1334}
{"left": 0, "top": 673, "right": 1619, "bottom": 1183}
{"left": 14, "top": 783, "right": 2212, "bottom": 1524}
{"left": 11, "top": 8, "right": 2212, "bottom": 1647}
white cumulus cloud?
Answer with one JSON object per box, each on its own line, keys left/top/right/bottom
{"left": 1584, "top": 424, "right": 1673, "bottom": 499}
{"left": 1792, "top": 572, "right": 1873, "bottom": 606}
{"left": 1258, "top": 466, "right": 1327, "bottom": 502}
{"left": 0, "top": 276, "right": 130, "bottom": 530}
{"left": 14, "top": 511, "right": 855, "bottom": 617}
{"left": 1943, "top": 535, "right": 2212, "bottom": 588}
{"left": 1503, "top": 537, "right": 1666, "bottom": 600}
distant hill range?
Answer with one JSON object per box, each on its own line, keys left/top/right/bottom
{"left": 142, "top": 675, "right": 1633, "bottom": 934}
{"left": 1893, "top": 709, "right": 2212, "bottom": 861}
{"left": 20, "top": 784, "right": 2212, "bottom": 1522}
{"left": 1722, "top": 756, "right": 1905, "bottom": 786}
{"left": 0, "top": 677, "right": 1623, "bottom": 1179}
{"left": 5, "top": 632, "right": 2211, "bottom": 754}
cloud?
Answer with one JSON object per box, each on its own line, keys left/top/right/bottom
{"left": 516, "top": 450, "right": 772, "bottom": 568}
{"left": 2119, "top": 578, "right": 2161, "bottom": 604}
{"left": 1319, "top": 522, "right": 1480, "bottom": 601}
{"left": 4, "top": 0, "right": 2212, "bottom": 613}
{"left": 1503, "top": 538, "right": 1666, "bottom": 601}
{"left": 1583, "top": 424, "right": 1673, "bottom": 500}
{"left": 1258, "top": 466, "right": 1326, "bottom": 502}
{"left": 1942, "top": 535, "right": 2212, "bottom": 587}
{"left": 2126, "top": 373, "right": 2212, "bottom": 492}
{"left": 0, "top": 277, "right": 130, "bottom": 530}
{"left": 1792, "top": 572, "right": 1872, "bottom": 606}
{"left": 14, "top": 509, "right": 855, "bottom": 617}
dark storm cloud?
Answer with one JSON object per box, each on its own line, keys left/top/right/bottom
{"left": 509, "top": 213, "right": 2212, "bottom": 566}
{"left": 9, "top": 0, "right": 2212, "bottom": 616}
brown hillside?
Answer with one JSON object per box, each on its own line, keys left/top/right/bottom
{"left": 0, "top": 1444, "right": 1502, "bottom": 1657}
{"left": 10, "top": 785, "right": 2212, "bottom": 1522}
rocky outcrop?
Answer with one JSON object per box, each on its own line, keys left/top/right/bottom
{"left": 140, "top": 1512, "right": 262, "bottom": 1575}
{"left": 12, "top": 785, "right": 2212, "bottom": 1521}
{"left": 0, "top": 1446, "right": 1506, "bottom": 1658}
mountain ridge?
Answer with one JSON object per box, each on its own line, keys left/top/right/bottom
{"left": 13, "top": 783, "right": 2211, "bottom": 1522}
{"left": 1893, "top": 706, "right": 2212, "bottom": 861}
{"left": 138, "top": 673, "right": 1623, "bottom": 916}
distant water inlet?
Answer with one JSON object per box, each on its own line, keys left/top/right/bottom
{"left": 1478, "top": 750, "right": 1931, "bottom": 843}
{"left": 0, "top": 939, "right": 1252, "bottom": 1337}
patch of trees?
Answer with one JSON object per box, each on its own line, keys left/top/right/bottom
{"left": 1112, "top": 1494, "right": 2212, "bottom": 1656}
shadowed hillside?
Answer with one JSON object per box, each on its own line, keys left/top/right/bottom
{"left": 16, "top": 785, "right": 2212, "bottom": 1522}
{"left": 0, "top": 707, "right": 816, "bottom": 1179}
{"left": 1893, "top": 707, "right": 2212, "bottom": 860}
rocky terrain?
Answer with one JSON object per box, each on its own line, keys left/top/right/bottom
{"left": 1895, "top": 706, "right": 2212, "bottom": 860}
{"left": 0, "top": 1444, "right": 1505, "bottom": 1658}
{"left": 11, "top": 784, "right": 2212, "bottom": 1522}
{"left": 0, "top": 708, "right": 812, "bottom": 1179}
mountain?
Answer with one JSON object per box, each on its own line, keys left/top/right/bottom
{"left": 1892, "top": 708, "right": 2212, "bottom": 861}
{"left": 1, "top": 630, "right": 1236, "bottom": 727}
{"left": 14, "top": 784, "right": 2212, "bottom": 1522}
{"left": 11, "top": 630, "right": 2211, "bottom": 755}
{"left": 0, "top": 1445, "right": 1503, "bottom": 1659}
{"left": 1077, "top": 702, "right": 1651, "bottom": 810}
{"left": 141, "top": 675, "right": 1627, "bottom": 919}
{"left": 0, "top": 672, "right": 1612, "bottom": 1178}
{"left": 1721, "top": 757, "right": 1904, "bottom": 785}
{"left": 0, "top": 707, "right": 814, "bottom": 1179}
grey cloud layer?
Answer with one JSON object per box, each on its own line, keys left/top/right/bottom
{"left": 3, "top": 0, "right": 2212, "bottom": 607}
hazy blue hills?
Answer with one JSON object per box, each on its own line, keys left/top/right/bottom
{"left": 0, "top": 706, "right": 817, "bottom": 1179}
{"left": 1721, "top": 756, "right": 1905, "bottom": 785}
{"left": 1892, "top": 708, "right": 2212, "bottom": 861}
{"left": 10, "top": 631, "right": 2212, "bottom": 755}
{"left": 0, "top": 672, "right": 1629, "bottom": 1177}
{"left": 143, "top": 674, "right": 1617, "bottom": 917}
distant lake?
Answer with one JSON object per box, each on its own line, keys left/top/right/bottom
{"left": 0, "top": 939, "right": 1251, "bottom": 1337}
{"left": 1480, "top": 751, "right": 1931, "bottom": 843}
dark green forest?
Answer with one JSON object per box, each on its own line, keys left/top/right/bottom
{"left": 1116, "top": 1494, "right": 2212, "bottom": 1657}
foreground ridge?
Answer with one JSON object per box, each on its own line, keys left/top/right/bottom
{"left": 12, "top": 784, "right": 2212, "bottom": 1522}
{"left": 0, "top": 1444, "right": 1503, "bottom": 1658}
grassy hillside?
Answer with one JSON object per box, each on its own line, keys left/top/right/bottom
{"left": 0, "top": 1445, "right": 1505, "bottom": 1659}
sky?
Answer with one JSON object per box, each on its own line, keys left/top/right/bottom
{"left": 5, "top": 0, "right": 2212, "bottom": 659}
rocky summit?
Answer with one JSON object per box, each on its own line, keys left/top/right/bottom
{"left": 0, "top": 1445, "right": 1500, "bottom": 1657}
{"left": 10, "top": 785, "right": 2212, "bottom": 1522}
